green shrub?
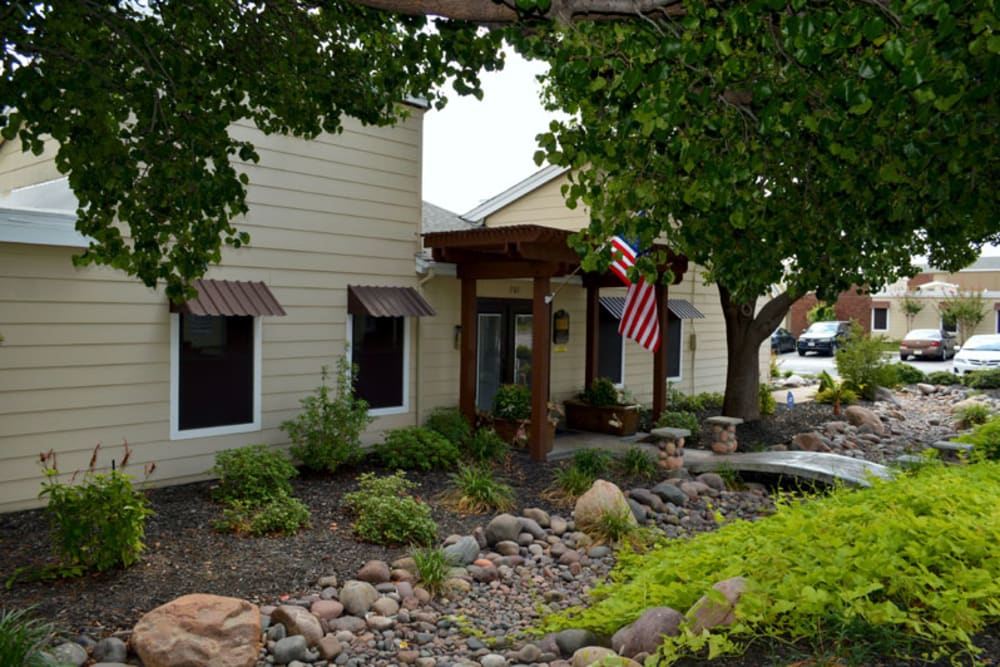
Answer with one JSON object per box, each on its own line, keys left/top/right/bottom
{"left": 963, "top": 369, "right": 1000, "bottom": 389}
{"left": 759, "top": 384, "right": 776, "bottom": 416}
{"left": 215, "top": 495, "right": 311, "bottom": 536}
{"left": 955, "top": 402, "right": 993, "bottom": 428}
{"left": 656, "top": 410, "right": 699, "bottom": 437}
{"left": 283, "top": 359, "right": 371, "bottom": 473}
{"left": 927, "top": 370, "right": 962, "bottom": 386}
{"left": 886, "top": 362, "right": 927, "bottom": 386}
{"left": 0, "top": 606, "right": 55, "bottom": 667}
{"left": 447, "top": 464, "right": 515, "bottom": 513}
{"left": 815, "top": 387, "right": 859, "bottom": 406}
{"left": 545, "top": 463, "right": 1000, "bottom": 664}
{"left": 616, "top": 447, "right": 657, "bottom": 480}
{"left": 212, "top": 444, "right": 297, "bottom": 505}
{"left": 554, "top": 465, "right": 596, "bottom": 498}
{"left": 466, "top": 428, "right": 509, "bottom": 464}
{"left": 410, "top": 547, "right": 457, "bottom": 596}
{"left": 582, "top": 507, "right": 637, "bottom": 545}
{"left": 699, "top": 392, "right": 725, "bottom": 410}
{"left": 492, "top": 383, "right": 531, "bottom": 419}
{"left": 582, "top": 376, "right": 620, "bottom": 407}
{"left": 343, "top": 472, "right": 438, "bottom": 546}
{"left": 424, "top": 407, "right": 471, "bottom": 446}
{"left": 955, "top": 416, "right": 1000, "bottom": 461}
{"left": 375, "top": 427, "right": 461, "bottom": 471}
{"left": 39, "top": 445, "right": 153, "bottom": 574}
{"left": 835, "top": 327, "right": 895, "bottom": 400}
{"left": 571, "top": 448, "right": 613, "bottom": 478}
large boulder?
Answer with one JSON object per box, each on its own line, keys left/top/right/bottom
{"left": 484, "top": 513, "right": 522, "bottom": 545}
{"left": 131, "top": 594, "right": 260, "bottom": 667}
{"left": 792, "top": 432, "right": 832, "bottom": 453}
{"left": 612, "top": 606, "right": 684, "bottom": 658}
{"left": 686, "top": 577, "right": 748, "bottom": 635}
{"left": 844, "top": 406, "right": 884, "bottom": 435}
{"left": 574, "top": 480, "right": 636, "bottom": 532}
{"left": 270, "top": 605, "right": 323, "bottom": 646}
{"left": 340, "top": 580, "right": 380, "bottom": 617}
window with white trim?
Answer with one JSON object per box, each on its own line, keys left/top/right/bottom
{"left": 872, "top": 307, "right": 889, "bottom": 332}
{"left": 349, "top": 314, "right": 409, "bottom": 415}
{"left": 170, "top": 314, "right": 262, "bottom": 439}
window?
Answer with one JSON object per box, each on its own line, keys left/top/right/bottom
{"left": 350, "top": 314, "right": 408, "bottom": 414}
{"left": 170, "top": 314, "right": 261, "bottom": 439}
{"left": 872, "top": 307, "right": 888, "bottom": 331}
{"left": 666, "top": 311, "right": 682, "bottom": 380}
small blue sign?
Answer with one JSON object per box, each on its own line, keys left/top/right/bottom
{"left": 786, "top": 391, "right": 795, "bottom": 409}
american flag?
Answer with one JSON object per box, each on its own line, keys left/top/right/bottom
{"left": 609, "top": 236, "right": 661, "bottom": 353}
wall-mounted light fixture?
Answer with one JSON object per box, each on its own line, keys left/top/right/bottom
{"left": 553, "top": 310, "right": 570, "bottom": 344}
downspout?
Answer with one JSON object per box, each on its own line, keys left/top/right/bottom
{"left": 415, "top": 268, "right": 436, "bottom": 425}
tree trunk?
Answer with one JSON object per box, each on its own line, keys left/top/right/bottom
{"left": 718, "top": 286, "right": 796, "bottom": 421}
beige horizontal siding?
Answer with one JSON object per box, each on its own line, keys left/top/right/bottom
{"left": 484, "top": 175, "right": 591, "bottom": 231}
{"left": 0, "top": 137, "right": 63, "bottom": 193}
{"left": 0, "top": 110, "right": 428, "bottom": 512}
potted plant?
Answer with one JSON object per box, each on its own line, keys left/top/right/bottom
{"left": 564, "top": 377, "right": 642, "bottom": 436}
{"left": 488, "top": 384, "right": 556, "bottom": 452}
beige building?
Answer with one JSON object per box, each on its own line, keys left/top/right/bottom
{"left": 0, "top": 113, "right": 763, "bottom": 512}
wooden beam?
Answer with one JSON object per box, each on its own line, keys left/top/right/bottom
{"left": 652, "top": 280, "right": 669, "bottom": 420}
{"left": 530, "top": 275, "right": 552, "bottom": 462}
{"left": 457, "top": 260, "right": 571, "bottom": 280}
{"left": 460, "top": 277, "right": 477, "bottom": 426}
{"left": 585, "top": 284, "right": 599, "bottom": 390}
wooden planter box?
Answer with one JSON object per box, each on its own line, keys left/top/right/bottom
{"left": 564, "top": 399, "right": 641, "bottom": 436}
{"left": 490, "top": 417, "right": 555, "bottom": 454}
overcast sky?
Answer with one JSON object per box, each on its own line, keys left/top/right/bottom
{"left": 422, "top": 48, "right": 560, "bottom": 216}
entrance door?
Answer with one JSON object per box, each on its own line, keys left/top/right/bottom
{"left": 476, "top": 298, "right": 533, "bottom": 412}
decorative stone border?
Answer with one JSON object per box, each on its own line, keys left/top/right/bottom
{"left": 651, "top": 426, "right": 690, "bottom": 471}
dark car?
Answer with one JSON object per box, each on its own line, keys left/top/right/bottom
{"left": 771, "top": 327, "right": 796, "bottom": 354}
{"left": 899, "top": 329, "right": 957, "bottom": 361}
{"left": 797, "top": 321, "right": 852, "bottom": 356}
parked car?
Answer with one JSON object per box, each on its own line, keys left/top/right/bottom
{"left": 953, "top": 334, "right": 1000, "bottom": 374}
{"left": 899, "top": 329, "right": 957, "bottom": 361}
{"left": 771, "top": 327, "right": 796, "bottom": 354}
{"left": 797, "top": 321, "right": 852, "bottom": 356}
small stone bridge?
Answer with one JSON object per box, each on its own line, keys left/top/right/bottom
{"left": 681, "top": 449, "right": 893, "bottom": 487}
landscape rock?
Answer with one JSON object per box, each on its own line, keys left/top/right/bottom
{"left": 650, "top": 481, "right": 688, "bottom": 507}
{"left": 523, "top": 507, "right": 551, "bottom": 527}
{"left": 272, "top": 635, "right": 309, "bottom": 664}
{"left": 574, "top": 480, "right": 636, "bottom": 531}
{"left": 357, "top": 559, "right": 391, "bottom": 584}
{"left": 614, "top": 606, "right": 684, "bottom": 658}
{"left": 485, "top": 513, "right": 522, "bottom": 545}
{"left": 792, "top": 432, "right": 832, "bottom": 452}
{"left": 686, "top": 577, "right": 748, "bottom": 635}
{"left": 339, "top": 580, "right": 379, "bottom": 617}
{"left": 554, "top": 629, "right": 599, "bottom": 657}
{"left": 93, "top": 637, "right": 128, "bottom": 663}
{"left": 131, "top": 594, "right": 260, "bottom": 667}
{"left": 443, "top": 535, "right": 481, "bottom": 565}
{"left": 270, "top": 604, "right": 323, "bottom": 647}
{"left": 844, "top": 405, "right": 885, "bottom": 435}
{"left": 49, "top": 642, "right": 88, "bottom": 667}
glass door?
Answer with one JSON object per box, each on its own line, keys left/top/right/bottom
{"left": 476, "top": 313, "right": 503, "bottom": 412}
{"left": 475, "top": 298, "right": 535, "bottom": 412}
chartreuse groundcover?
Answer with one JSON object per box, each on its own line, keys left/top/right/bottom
{"left": 545, "top": 462, "right": 1000, "bottom": 664}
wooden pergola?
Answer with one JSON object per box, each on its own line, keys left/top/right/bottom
{"left": 423, "top": 225, "right": 688, "bottom": 461}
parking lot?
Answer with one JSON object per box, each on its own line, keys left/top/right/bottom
{"left": 773, "top": 349, "right": 954, "bottom": 380}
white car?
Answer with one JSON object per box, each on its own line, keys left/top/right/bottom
{"left": 952, "top": 334, "right": 1000, "bottom": 374}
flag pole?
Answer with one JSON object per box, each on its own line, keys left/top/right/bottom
{"left": 544, "top": 239, "right": 612, "bottom": 304}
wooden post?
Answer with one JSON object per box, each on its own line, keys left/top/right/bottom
{"left": 460, "top": 277, "right": 477, "bottom": 427}
{"left": 585, "top": 284, "right": 599, "bottom": 390}
{"left": 652, "top": 281, "right": 669, "bottom": 420}
{"left": 530, "top": 275, "right": 552, "bottom": 461}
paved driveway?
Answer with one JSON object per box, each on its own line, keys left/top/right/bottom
{"left": 774, "top": 350, "right": 953, "bottom": 380}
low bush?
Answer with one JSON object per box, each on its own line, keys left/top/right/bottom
{"left": 572, "top": 448, "right": 613, "bottom": 478}
{"left": 582, "top": 376, "right": 620, "bottom": 407}
{"left": 212, "top": 444, "right": 297, "bottom": 506}
{"left": 554, "top": 465, "right": 597, "bottom": 498}
{"left": 656, "top": 410, "right": 699, "bottom": 437}
{"left": 887, "top": 362, "right": 927, "bottom": 386}
{"left": 375, "top": 427, "right": 461, "bottom": 471}
{"left": 424, "top": 408, "right": 471, "bottom": 447}
{"left": 583, "top": 507, "right": 637, "bottom": 546}
{"left": 666, "top": 386, "right": 722, "bottom": 412}
{"left": 955, "top": 402, "right": 993, "bottom": 429}
{"left": 215, "top": 496, "right": 311, "bottom": 537}
{"left": 815, "top": 387, "right": 859, "bottom": 407}
{"left": 492, "top": 384, "right": 531, "bottom": 420}
{"left": 927, "top": 370, "right": 962, "bottom": 386}
{"left": 963, "top": 369, "right": 1000, "bottom": 389}
{"left": 836, "top": 326, "right": 895, "bottom": 400}
{"left": 39, "top": 444, "right": 153, "bottom": 574}
{"left": 283, "top": 360, "right": 371, "bottom": 473}
{"left": 759, "top": 384, "right": 776, "bottom": 416}
{"left": 466, "top": 428, "right": 509, "bottom": 464}
{"left": 955, "top": 415, "right": 1000, "bottom": 461}
{"left": 446, "top": 464, "right": 515, "bottom": 513}
{"left": 0, "top": 606, "right": 55, "bottom": 667}
{"left": 343, "top": 472, "right": 437, "bottom": 546}
{"left": 616, "top": 447, "right": 657, "bottom": 480}
{"left": 545, "top": 463, "right": 1000, "bottom": 664}
{"left": 410, "top": 547, "right": 457, "bottom": 596}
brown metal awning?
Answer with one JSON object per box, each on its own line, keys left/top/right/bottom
{"left": 348, "top": 285, "right": 436, "bottom": 317}
{"left": 600, "top": 296, "right": 705, "bottom": 320}
{"left": 169, "top": 279, "right": 286, "bottom": 316}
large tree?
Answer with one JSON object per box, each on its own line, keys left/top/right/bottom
{"left": 1, "top": 1, "right": 503, "bottom": 300}
{"left": 511, "top": 1, "right": 999, "bottom": 418}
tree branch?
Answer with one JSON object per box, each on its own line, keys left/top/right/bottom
{"left": 343, "top": 0, "right": 685, "bottom": 25}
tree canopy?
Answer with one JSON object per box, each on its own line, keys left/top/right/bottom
{"left": 1, "top": 1, "right": 503, "bottom": 299}
{"left": 511, "top": 1, "right": 999, "bottom": 417}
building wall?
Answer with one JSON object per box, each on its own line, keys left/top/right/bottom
{"left": 0, "top": 112, "right": 427, "bottom": 512}
{"left": 0, "top": 138, "right": 63, "bottom": 193}
{"left": 788, "top": 289, "right": 874, "bottom": 337}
